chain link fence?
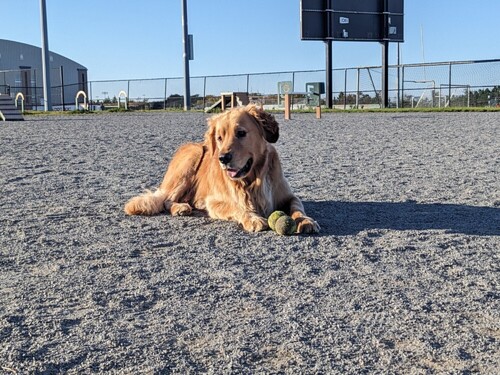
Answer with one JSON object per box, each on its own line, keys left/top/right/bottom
{"left": 2, "top": 59, "right": 499, "bottom": 110}
{"left": 0, "top": 66, "right": 85, "bottom": 110}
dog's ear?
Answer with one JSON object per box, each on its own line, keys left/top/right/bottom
{"left": 204, "top": 117, "right": 218, "bottom": 155}
{"left": 245, "top": 105, "right": 279, "bottom": 143}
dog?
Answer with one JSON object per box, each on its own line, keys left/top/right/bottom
{"left": 124, "top": 105, "right": 320, "bottom": 234}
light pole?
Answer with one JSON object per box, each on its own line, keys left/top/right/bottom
{"left": 181, "top": 0, "right": 191, "bottom": 111}
{"left": 40, "top": 0, "right": 52, "bottom": 111}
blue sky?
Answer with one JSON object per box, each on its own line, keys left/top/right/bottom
{"left": 1, "top": 0, "right": 500, "bottom": 81}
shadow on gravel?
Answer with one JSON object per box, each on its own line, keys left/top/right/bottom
{"left": 304, "top": 200, "right": 500, "bottom": 236}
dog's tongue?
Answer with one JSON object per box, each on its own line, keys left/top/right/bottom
{"left": 227, "top": 168, "right": 239, "bottom": 178}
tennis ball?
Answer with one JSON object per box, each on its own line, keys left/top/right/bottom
{"left": 268, "top": 210, "right": 286, "bottom": 231}
{"left": 274, "top": 215, "right": 297, "bottom": 235}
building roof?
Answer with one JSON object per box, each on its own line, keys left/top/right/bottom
{"left": 0, "top": 39, "right": 87, "bottom": 71}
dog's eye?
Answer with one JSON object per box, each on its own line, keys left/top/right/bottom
{"left": 217, "top": 135, "right": 222, "bottom": 142}
{"left": 236, "top": 130, "right": 247, "bottom": 138}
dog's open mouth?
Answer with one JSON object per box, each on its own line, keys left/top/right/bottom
{"left": 226, "top": 158, "right": 253, "bottom": 179}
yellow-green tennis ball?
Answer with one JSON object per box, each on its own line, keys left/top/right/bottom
{"left": 274, "top": 215, "right": 297, "bottom": 235}
{"left": 268, "top": 211, "right": 286, "bottom": 231}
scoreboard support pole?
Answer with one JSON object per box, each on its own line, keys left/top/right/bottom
{"left": 325, "top": 40, "right": 333, "bottom": 109}
{"left": 381, "top": 40, "right": 389, "bottom": 108}
{"left": 381, "top": 0, "right": 390, "bottom": 108}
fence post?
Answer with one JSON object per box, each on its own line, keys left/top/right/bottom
{"left": 33, "top": 69, "right": 37, "bottom": 109}
{"left": 343, "top": 69, "right": 347, "bottom": 110}
{"left": 284, "top": 94, "right": 291, "bottom": 120}
{"left": 203, "top": 76, "right": 207, "bottom": 110}
{"left": 127, "top": 80, "right": 130, "bottom": 104}
{"left": 401, "top": 65, "right": 405, "bottom": 108}
{"left": 59, "top": 66, "right": 65, "bottom": 110}
{"left": 448, "top": 62, "right": 452, "bottom": 107}
{"left": 356, "top": 68, "right": 360, "bottom": 109}
{"left": 164, "top": 78, "right": 168, "bottom": 109}
{"left": 89, "top": 81, "right": 93, "bottom": 108}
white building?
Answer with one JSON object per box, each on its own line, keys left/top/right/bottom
{"left": 0, "top": 39, "right": 88, "bottom": 109}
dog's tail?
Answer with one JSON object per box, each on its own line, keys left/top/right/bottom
{"left": 124, "top": 188, "right": 168, "bottom": 216}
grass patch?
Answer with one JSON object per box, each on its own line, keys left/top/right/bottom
{"left": 285, "top": 106, "right": 500, "bottom": 114}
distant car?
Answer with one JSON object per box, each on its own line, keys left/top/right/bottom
{"left": 488, "top": 98, "right": 499, "bottom": 107}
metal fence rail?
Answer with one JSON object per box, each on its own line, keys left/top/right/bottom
{"left": 1, "top": 59, "right": 499, "bottom": 110}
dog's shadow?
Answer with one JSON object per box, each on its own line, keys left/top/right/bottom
{"left": 303, "top": 200, "right": 499, "bottom": 236}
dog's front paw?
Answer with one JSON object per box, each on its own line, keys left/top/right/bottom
{"left": 242, "top": 215, "right": 269, "bottom": 232}
{"left": 171, "top": 203, "right": 192, "bottom": 216}
{"left": 165, "top": 201, "right": 193, "bottom": 216}
{"left": 295, "top": 216, "right": 320, "bottom": 234}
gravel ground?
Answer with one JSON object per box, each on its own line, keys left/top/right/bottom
{"left": 0, "top": 111, "right": 499, "bottom": 374}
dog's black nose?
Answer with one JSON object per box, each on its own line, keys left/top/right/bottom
{"left": 219, "top": 153, "right": 232, "bottom": 165}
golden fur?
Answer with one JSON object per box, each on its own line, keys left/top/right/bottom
{"left": 124, "top": 105, "right": 320, "bottom": 233}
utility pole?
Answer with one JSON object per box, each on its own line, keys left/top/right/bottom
{"left": 181, "top": 0, "right": 191, "bottom": 111}
{"left": 40, "top": 0, "right": 52, "bottom": 111}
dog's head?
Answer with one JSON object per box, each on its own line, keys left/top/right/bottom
{"left": 205, "top": 105, "right": 279, "bottom": 180}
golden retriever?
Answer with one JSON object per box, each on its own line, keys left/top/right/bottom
{"left": 124, "top": 105, "right": 320, "bottom": 233}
